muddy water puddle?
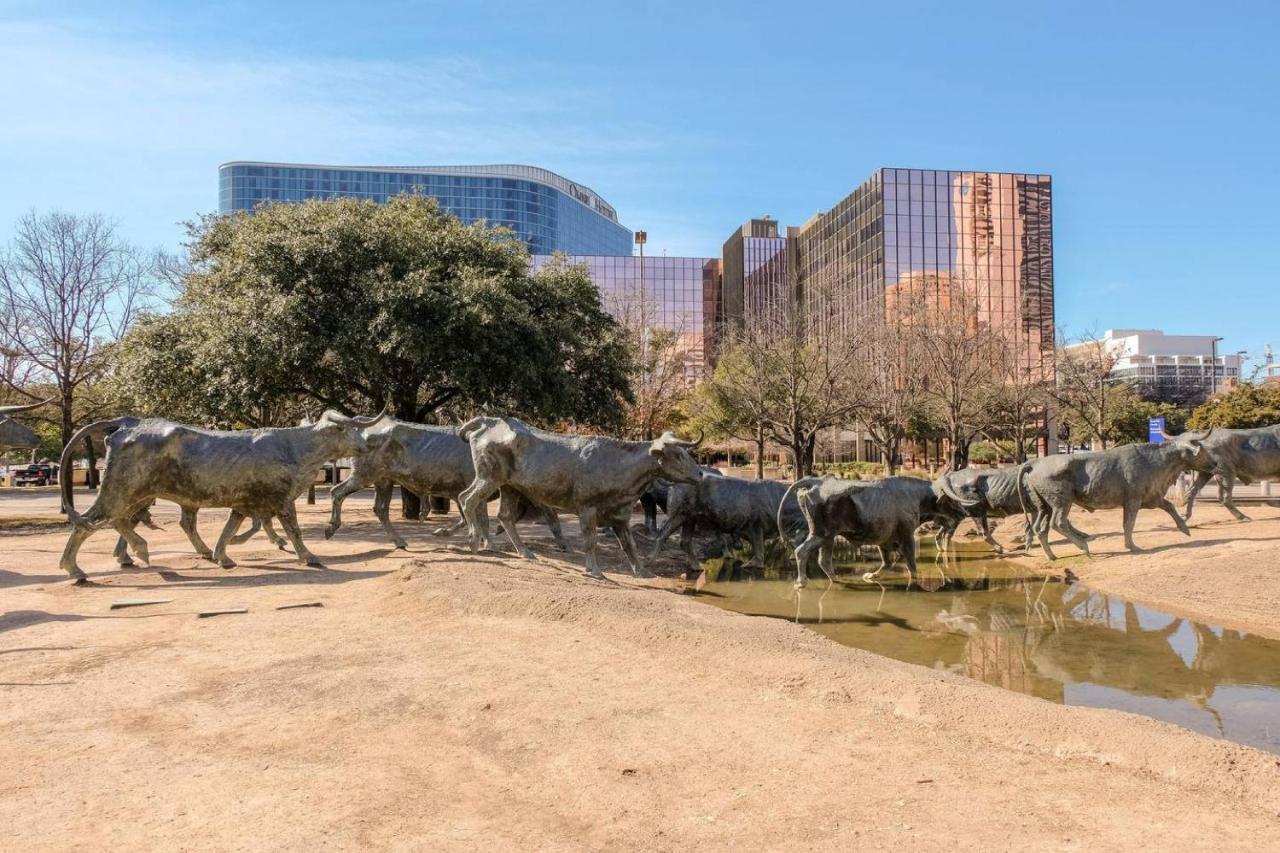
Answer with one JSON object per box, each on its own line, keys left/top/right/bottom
{"left": 695, "top": 551, "right": 1280, "bottom": 754}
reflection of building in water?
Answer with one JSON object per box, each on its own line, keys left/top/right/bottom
{"left": 962, "top": 631, "right": 1065, "bottom": 702}
{"left": 530, "top": 254, "right": 722, "bottom": 380}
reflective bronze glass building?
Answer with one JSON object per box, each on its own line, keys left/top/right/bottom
{"left": 722, "top": 168, "right": 1055, "bottom": 374}
{"left": 530, "top": 254, "right": 722, "bottom": 378}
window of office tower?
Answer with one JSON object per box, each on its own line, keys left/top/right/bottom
{"left": 882, "top": 168, "right": 1054, "bottom": 370}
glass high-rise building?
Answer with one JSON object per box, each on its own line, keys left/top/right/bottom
{"left": 531, "top": 254, "right": 722, "bottom": 378}
{"left": 723, "top": 168, "right": 1055, "bottom": 373}
{"left": 218, "top": 162, "right": 633, "bottom": 256}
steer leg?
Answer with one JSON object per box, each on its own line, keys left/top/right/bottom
{"left": 978, "top": 515, "right": 1006, "bottom": 554}
{"left": 263, "top": 518, "right": 289, "bottom": 550}
{"left": 1183, "top": 470, "right": 1213, "bottom": 520}
{"left": 900, "top": 526, "right": 919, "bottom": 586}
{"left": 612, "top": 520, "right": 652, "bottom": 578}
{"left": 647, "top": 506, "right": 686, "bottom": 562}
{"left": 1218, "top": 476, "right": 1250, "bottom": 521}
{"left": 745, "top": 523, "right": 767, "bottom": 569}
{"left": 1034, "top": 507, "right": 1058, "bottom": 560}
{"left": 179, "top": 507, "right": 216, "bottom": 560}
{"left": 792, "top": 534, "right": 824, "bottom": 588}
{"left": 113, "top": 520, "right": 150, "bottom": 567}
{"left": 1051, "top": 506, "right": 1090, "bottom": 557}
{"left": 1121, "top": 501, "right": 1142, "bottom": 552}
{"left": 459, "top": 477, "right": 500, "bottom": 554}
{"left": 540, "top": 506, "right": 571, "bottom": 553}
{"left": 862, "top": 547, "right": 893, "bottom": 582}
{"left": 113, "top": 534, "right": 135, "bottom": 567}
{"left": 497, "top": 492, "right": 537, "bottom": 561}
{"left": 61, "top": 521, "right": 106, "bottom": 582}
{"left": 817, "top": 539, "right": 836, "bottom": 581}
{"left": 579, "top": 507, "right": 605, "bottom": 578}
{"left": 229, "top": 517, "right": 261, "bottom": 547}
{"left": 1158, "top": 498, "right": 1192, "bottom": 536}
{"left": 276, "top": 504, "right": 322, "bottom": 567}
{"left": 212, "top": 511, "right": 246, "bottom": 568}
{"left": 371, "top": 483, "right": 408, "bottom": 549}
{"left": 325, "top": 469, "right": 371, "bottom": 540}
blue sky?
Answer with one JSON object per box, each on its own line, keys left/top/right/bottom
{"left": 2, "top": 1, "right": 1276, "bottom": 364}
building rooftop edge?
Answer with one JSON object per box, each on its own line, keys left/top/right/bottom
{"left": 876, "top": 167, "right": 1053, "bottom": 178}
{"left": 218, "top": 161, "right": 624, "bottom": 225}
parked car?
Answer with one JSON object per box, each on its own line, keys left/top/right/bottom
{"left": 12, "top": 463, "right": 57, "bottom": 486}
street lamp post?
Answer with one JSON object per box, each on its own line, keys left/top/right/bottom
{"left": 1210, "top": 336, "right": 1223, "bottom": 397}
{"left": 635, "top": 230, "right": 648, "bottom": 383}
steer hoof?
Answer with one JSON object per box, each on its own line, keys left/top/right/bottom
{"left": 518, "top": 549, "right": 539, "bottom": 562}
{"left": 323, "top": 525, "right": 337, "bottom": 540}
{"left": 219, "top": 558, "right": 237, "bottom": 569}
{"left": 306, "top": 559, "right": 325, "bottom": 569}
{"left": 393, "top": 538, "right": 409, "bottom": 550}
{"left": 430, "top": 526, "right": 450, "bottom": 537}
{"left": 634, "top": 567, "right": 655, "bottom": 579}
{"left": 117, "top": 557, "right": 136, "bottom": 568}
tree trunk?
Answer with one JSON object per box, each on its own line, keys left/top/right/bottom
{"left": 950, "top": 432, "right": 971, "bottom": 470}
{"left": 394, "top": 396, "right": 422, "bottom": 519}
{"left": 789, "top": 438, "right": 806, "bottom": 480}
{"left": 83, "top": 435, "right": 99, "bottom": 490}
{"left": 754, "top": 422, "right": 765, "bottom": 480}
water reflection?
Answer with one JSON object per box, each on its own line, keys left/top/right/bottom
{"left": 698, "top": 555, "right": 1280, "bottom": 754}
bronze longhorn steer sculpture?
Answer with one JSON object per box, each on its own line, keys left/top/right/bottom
{"left": 58, "top": 410, "right": 387, "bottom": 582}
{"left": 458, "top": 417, "right": 704, "bottom": 578}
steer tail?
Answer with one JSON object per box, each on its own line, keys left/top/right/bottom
{"left": 458, "top": 416, "right": 487, "bottom": 444}
{"left": 778, "top": 476, "right": 822, "bottom": 542}
{"left": 1015, "top": 461, "right": 1035, "bottom": 536}
{"left": 59, "top": 417, "right": 136, "bottom": 520}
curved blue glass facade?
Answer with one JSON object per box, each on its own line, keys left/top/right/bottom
{"left": 218, "top": 162, "right": 632, "bottom": 256}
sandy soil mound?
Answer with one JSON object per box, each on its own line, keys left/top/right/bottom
{"left": 2, "top": 498, "right": 1279, "bottom": 850}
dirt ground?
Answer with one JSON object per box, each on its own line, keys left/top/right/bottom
{"left": 2, "top": 492, "right": 1279, "bottom": 851}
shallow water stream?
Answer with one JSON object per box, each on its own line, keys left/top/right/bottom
{"left": 695, "top": 550, "right": 1280, "bottom": 754}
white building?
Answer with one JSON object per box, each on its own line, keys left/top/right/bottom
{"left": 1093, "top": 329, "right": 1241, "bottom": 404}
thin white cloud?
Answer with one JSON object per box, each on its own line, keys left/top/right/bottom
{"left": 0, "top": 18, "right": 675, "bottom": 192}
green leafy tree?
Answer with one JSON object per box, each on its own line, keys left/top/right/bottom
{"left": 116, "top": 195, "right": 632, "bottom": 515}
{"left": 688, "top": 339, "right": 774, "bottom": 478}
{"left": 1112, "top": 399, "right": 1191, "bottom": 444}
{"left": 1188, "top": 384, "right": 1280, "bottom": 429}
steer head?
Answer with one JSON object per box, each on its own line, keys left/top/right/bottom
{"left": 649, "top": 431, "right": 704, "bottom": 484}
{"left": 313, "top": 407, "right": 391, "bottom": 457}
{"left": 1168, "top": 428, "right": 1214, "bottom": 471}
{"left": 0, "top": 398, "right": 52, "bottom": 453}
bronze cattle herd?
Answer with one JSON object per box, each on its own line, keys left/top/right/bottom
{"left": 35, "top": 406, "right": 1280, "bottom": 586}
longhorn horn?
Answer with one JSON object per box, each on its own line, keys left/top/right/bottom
{"left": 354, "top": 404, "right": 393, "bottom": 426}
{"left": 0, "top": 397, "right": 55, "bottom": 417}
{"left": 674, "top": 429, "right": 705, "bottom": 449}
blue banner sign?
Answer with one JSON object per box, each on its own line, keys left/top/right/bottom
{"left": 1148, "top": 416, "right": 1166, "bottom": 444}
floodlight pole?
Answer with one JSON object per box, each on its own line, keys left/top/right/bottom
{"left": 635, "top": 230, "right": 648, "bottom": 385}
